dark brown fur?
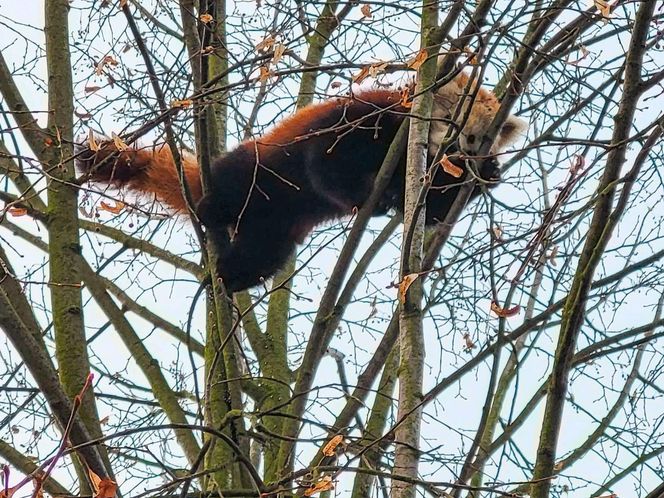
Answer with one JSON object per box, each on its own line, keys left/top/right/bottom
{"left": 79, "top": 81, "right": 524, "bottom": 291}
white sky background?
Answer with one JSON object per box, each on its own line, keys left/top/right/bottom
{"left": 1, "top": 1, "right": 664, "bottom": 497}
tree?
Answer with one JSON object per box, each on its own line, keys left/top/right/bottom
{"left": 1, "top": 1, "right": 664, "bottom": 497}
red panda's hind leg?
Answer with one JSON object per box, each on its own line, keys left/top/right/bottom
{"left": 196, "top": 192, "right": 238, "bottom": 228}
{"left": 215, "top": 222, "right": 298, "bottom": 292}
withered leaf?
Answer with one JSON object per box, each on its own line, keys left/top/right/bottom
{"left": 75, "top": 110, "right": 93, "bottom": 120}
{"left": 171, "top": 99, "right": 193, "bottom": 109}
{"left": 304, "top": 476, "right": 333, "bottom": 496}
{"left": 352, "top": 66, "right": 370, "bottom": 84}
{"left": 111, "top": 132, "right": 128, "bottom": 151}
{"left": 255, "top": 35, "right": 275, "bottom": 52}
{"left": 368, "top": 62, "right": 388, "bottom": 79}
{"left": 322, "top": 435, "right": 343, "bottom": 457}
{"left": 88, "top": 467, "right": 117, "bottom": 498}
{"left": 32, "top": 480, "right": 43, "bottom": 498}
{"left": 490, "top": 301, "right": 521, "bottom": 318}
{"left": 0, "top": 485, "right": 18, "bottom": 498}
{"left": 258, "top": 66, "right": 272, "bottom": 83}
{"left": 99, "top": 201, "right": 125, "bottom": 215}
{"left": 399, "top": 87, "right": 412, "bottom": 108}
{"left": 398, "top": 273, "right": 419, "bottom": 303}
{"left": 95, "top": 55, "right": 118, "bottom": 76}
{"left": 570, "top": 154, "right": 585, "bottom": 175}
{"left": 567, "top": 45, "right": 590, "bottom": 66}
{"left": 406, "top": 49, "right": 427, "bottom": 70}
{"left": 88, "top": 130, "right": 100, "bottom": 151}
{"left": 594, "top": 0, "right": 613, "bottom": 20}
{"left": 440, "top": 155, "right": 464, "bottom": 178}
{"left": 463, "top": 333, "right": 476, "bottom": 351}
{"left": 492, "top": 225, "right": 503, "bottom": 241}
{"left": 8, "top": 207, "right": 28, "bottom": 217}
{"left": 272, "top": 43, "right": 286, "bottom": 64}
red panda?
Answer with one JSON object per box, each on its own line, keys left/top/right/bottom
{"left": 78, "top": 72, "right": 526, "bottom": 292}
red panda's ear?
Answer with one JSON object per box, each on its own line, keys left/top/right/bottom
{"left": 433, "top": 77, "right": 463, "bottom": 111}
{"left": 499, "top": 115, "right": 528, "bottom": 145}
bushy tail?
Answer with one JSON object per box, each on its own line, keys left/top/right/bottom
{"left": 77, "top": 142, "right": 203, "bottom": 212}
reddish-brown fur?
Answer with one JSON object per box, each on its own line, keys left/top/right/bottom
{"left": 79, "top": 75, "right": 525, "bottom": 291}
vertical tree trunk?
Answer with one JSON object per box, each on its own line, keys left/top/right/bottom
{"left": 44, "top": 0, "right": 110, "bottom": 484}
{"left": 391, "top": 2, "right": 438, "bottom": 496}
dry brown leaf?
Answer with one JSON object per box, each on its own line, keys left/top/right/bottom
{"left": 171, "top": 99, "right": 193, "bottom": 109}
{"left": 367, "top": 295, "right": 378, "bottom": 319}
{"left": 548, "top": 245, "right": 559, "bottom": 267}
{"left": 79, "top": 204, "right": 93, "bottom": 218}
{"left": 567, "top": 45, "right": 590, "bottom": 65}
{"left": 99, "top": 415, "right": 110, "bottom": 425}
{"left": 331, "top": 81, "right": 342, "bottom": 89}
{"left": 256, "top": 35, "right": 275, "bottom": 52}
{"left": 399, "top": 87, "right": 412, "bottom": 108}
{"left": 463, "top": 333, "right": 475, "bottom": 351}
{"left": 368, "top": 62, "right": 388, "bottom": 79}
{"left": 87, "top": 468, "right": 102, "bottom": 493}
{"left": 99, "top": 201, "right": 125, "bottom": 215}
{"left": 570, "top": 154, "right": 585, "bottom": 175}
{"left": 95, "top": 55, "right": 118, "bottom": 76}
{"left": 440, "top": 155, "right": 464, "bottom": 178}
{"left": 352, "top": 66, "right": 370, "bottom": 84}
{"left": 32, "top": 480, "right": 43, "bottom": 498}
{"left": 88, "top": 467, "right": 117, "bottom": 498}
{"left": 272, "top": 43, "right": 286, "bottom": 64}
{"left": 88, "top": 130, "right": 100, "bottom": 152}
{"left": 490, "top": 301, "right": 521, "bottom": 318}
{"left": 0, "top": 485, "right": 18, "bottom": 498}
{"left": 119, "top": 0, "right": 128, "bottom": 8}
{"left": 492, "top": 225, "right": 503, "bottom": 241}
{"left": 594, "top": 0, "right": 613, "bottom": 20}
{"left": 398, "top": 273, "right": 419, "bottom": 303}
{"left": 7, "top": 207, "right": 27, "bottom": 217}
{"left": 199, "top": 13, "right": 213, "bottom": 23}
{"left": 304, "top": 476, "right": 333, "bottom": 496}
{"left": 360, "top": 4, "right": 372, "bottom": 18}
{"left": 322, "top": 435, "right": 344, "bottom": 457}
{"left": 111, "top": 132, "right": 128, "bottom": 151}
{"left": 85, "top": 85, "right": 102, "bottom": 94}
{"left": 75, "top": 110, "right": 93, "bottom": 121}
{"left": 95, "top": 478, "right": 117, "bottom": 498}
{"left": 406, "top": 49, "right": 427, "bottom": 70}
{"left": 258, "top": 66, "right": 273, "bottom": 83}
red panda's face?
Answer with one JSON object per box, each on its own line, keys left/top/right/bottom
{"left": 459, "top": 109, "right": 527, "bottom": 155}
{"left": 430, "top": 73, "right": 527, "bottom": 157}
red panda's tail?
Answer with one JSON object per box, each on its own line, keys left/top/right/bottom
{"left": 77, "top": 142, "right": 203, "bottom": 212}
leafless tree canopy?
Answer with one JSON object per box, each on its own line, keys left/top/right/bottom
{"left": 1, "top": 1, "right": 664, "bottom": 498}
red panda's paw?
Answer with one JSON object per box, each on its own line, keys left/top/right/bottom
{"left": 478, "top": 157, "right": 501, "bottom": 188}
